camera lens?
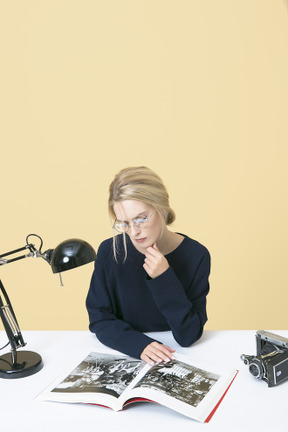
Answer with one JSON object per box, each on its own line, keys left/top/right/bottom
{"left": 249, "top": 361, "right": 264, "bottom": 379}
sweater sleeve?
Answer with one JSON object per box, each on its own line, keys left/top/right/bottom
{"left": 86, "top": 245, "right": 159, "bottom": 359}
{"left": 146, "top": 248, "right": 210, "bottom": 347}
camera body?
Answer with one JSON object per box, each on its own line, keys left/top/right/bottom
{"left": 241, "top": 330, "right": 288, "bottom": 387}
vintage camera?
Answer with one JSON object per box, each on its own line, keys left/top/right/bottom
{"left": 241, "top": 330, "right": 288, "bottom": 387}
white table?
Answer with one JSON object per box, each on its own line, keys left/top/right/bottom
{"left": 0, "top": 330, "right": 287, "bottom": 431}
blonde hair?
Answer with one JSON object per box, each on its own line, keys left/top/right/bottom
{"left": 108, "top": 166, "right": 176, "bottom": 260}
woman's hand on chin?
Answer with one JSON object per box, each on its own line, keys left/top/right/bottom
{"left": 143, "top": 243, "right": 169, "bottom": 279}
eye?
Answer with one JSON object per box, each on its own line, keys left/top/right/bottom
{"left": 134, "top": 216, "right": 148, "bottom": 225}
{"left": 113, "top": 220, "right": 129, "bottom": 232}
{"left": 117, "top": 221, "right": 128, "bottom": 228}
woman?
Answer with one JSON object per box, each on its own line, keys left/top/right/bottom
{"left": 86, "top": 166, "right": 210, "bottom": 365}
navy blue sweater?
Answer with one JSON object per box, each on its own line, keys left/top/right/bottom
{"left": 86, "top": 234, "right": 210, "bottom": 359}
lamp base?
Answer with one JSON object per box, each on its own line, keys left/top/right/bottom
{"left": 0, "top": 350, "right": 43, "bottom": 379}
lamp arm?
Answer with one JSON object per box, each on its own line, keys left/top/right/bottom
{"left": 0, "top": 237, "right": 43, "bottom": 353}
{"left": 0, "top": 280, "right": 25, "bottom": 351}
{"left": 0, "top": 243, "right": 38, "bottom": 266}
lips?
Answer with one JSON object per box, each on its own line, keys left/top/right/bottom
{"left": 135, "top": 238, "right": 147, "bottom": 244}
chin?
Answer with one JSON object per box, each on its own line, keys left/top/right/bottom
{"left": 132, "top": 239, "right": 150, "bottom": 252}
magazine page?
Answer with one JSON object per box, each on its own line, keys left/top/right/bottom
{"left": 36, "top": 352, "right": 148, "bottom": 411}
{"left": 125, "top": 353, "right": 237, "bottom": 422}
{"left": 36, "top": 351, "right": 237, "bottom": 421}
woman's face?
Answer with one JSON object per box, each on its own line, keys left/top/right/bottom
{"left": 113, "top": 200, "right": 164, "bottom": 254}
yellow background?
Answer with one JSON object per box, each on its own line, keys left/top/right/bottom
{"left": 1, "top": 1, "right": 288, "bottom": 332}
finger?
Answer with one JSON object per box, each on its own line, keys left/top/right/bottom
{"left": 163, "top": 344, "right": 176, "bottom": 354}
{"left": 147, "top": 344, "right": 175, "bottom": 363}
{"left": 143, "top": 258, "right": 169, "bottom": 279}
{"left": 144, "top": 255, "right": 159, "bottom": 269}
{"left": 143, "top": 254, "right": 154, "bottom": 265}
{"left": 140, "top": 353, "right": 156, "bottom": 366}
{"left": 144, "top": 253, "right": 161, "bottom": 269}
{"left": 144, "top": 255, "right": 153, "bottom": 265}
{"left": 143, "top": 262, "right": 150, "bottom": 273}
{"left": 159, "top": 344, "right": 176, "bottom": 358}
{"left": 140, "top": 348, "right": 162, "bottom": 365}
{"left": 140, "top": 342, "right": 176, "bottom": 366}
{"left": 145, "top": 246, "right": 161, "bottom": 258}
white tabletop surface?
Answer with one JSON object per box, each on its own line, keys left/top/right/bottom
{"left": 0, "top": 330, "right": 287, "bottom": 431}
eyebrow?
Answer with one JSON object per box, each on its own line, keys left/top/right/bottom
{"left": 116, "top": 212, "right": 147, "bottom": 223}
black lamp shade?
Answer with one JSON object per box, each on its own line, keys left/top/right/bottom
{"left": 50, "top": 239, "right": 96, "bottom": 273}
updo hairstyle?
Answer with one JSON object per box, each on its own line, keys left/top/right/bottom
{"left": 108, "top": 166, "right": 175, "bottom": 225}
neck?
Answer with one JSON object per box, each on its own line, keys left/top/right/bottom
{"left": 157, "top": 229, "right": 184, "bottom": 255}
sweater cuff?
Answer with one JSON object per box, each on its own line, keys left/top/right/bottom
{"left": 145, "top": 266, "right": 177, "bottom": 285}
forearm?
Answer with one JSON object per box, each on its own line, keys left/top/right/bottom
{"left": 147, "top": 266, "right": 208, "bottom": 346}
{"left": 89, "top": 316, "right": 158, "bottom": 359}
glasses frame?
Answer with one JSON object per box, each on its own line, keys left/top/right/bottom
{"left": 113, "top": 211, "right": 154, "bottom": 233}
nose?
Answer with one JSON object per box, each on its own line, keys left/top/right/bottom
{"left": 129, "top": 224, "right": 141, "bottom": 236}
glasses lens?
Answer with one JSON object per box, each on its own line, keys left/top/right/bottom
{"left": 113, "top": 221, "right": 127, "bottom": 233}
{"left": 134, "top": 217, "right": 148, "bottom": 229}
{"left": 113, "top": 213, "right": 152, "bottom": 232}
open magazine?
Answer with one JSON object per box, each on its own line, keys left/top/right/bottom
{"left": 36, "top": 351, "right": 238, "bottom": 423}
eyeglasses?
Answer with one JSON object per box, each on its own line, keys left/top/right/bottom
{"left": 113, "top": 212, "right": 154, "bottom": 233}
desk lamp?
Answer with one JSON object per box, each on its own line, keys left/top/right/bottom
{"left": 0, "top": 234, "right": 96, "bottom": 379}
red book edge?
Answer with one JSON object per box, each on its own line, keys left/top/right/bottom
{"left": 205, "top": 370, "right": 239, "bottom": 423}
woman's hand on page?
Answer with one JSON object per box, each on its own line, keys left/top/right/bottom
{"left": 140, "top": 342, "right": 175, "bottom": 366}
